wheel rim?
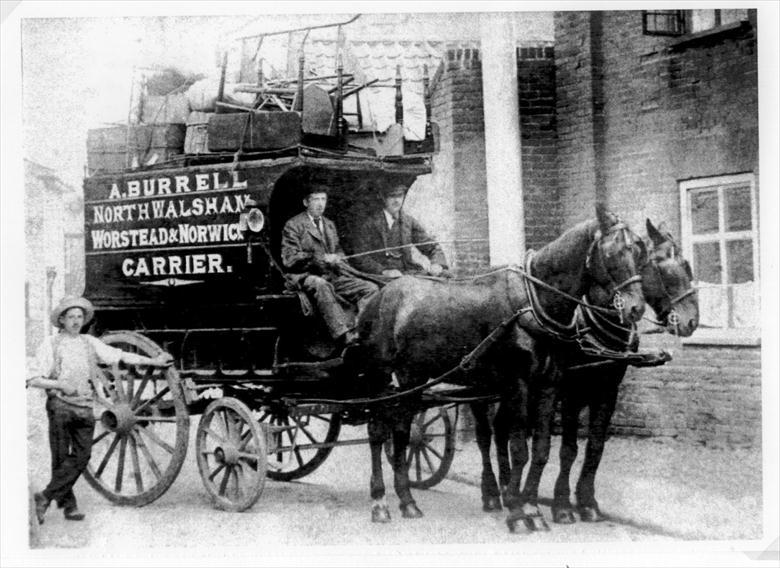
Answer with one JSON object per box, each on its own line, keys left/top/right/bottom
{"left": 83, "top": 332, "right": 190, "bottom": 506}
{"left": 386, "top": 408, "right": 456, "bottom": 490}
{"left": 196, "top": 398, "right": 266, "bottom": 511}
{"left": 257, "top": 407, "right": 341, "bottom": 481}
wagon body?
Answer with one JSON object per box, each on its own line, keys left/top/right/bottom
{"left": 84, "top": 150, "right": 432, "bottom": 375}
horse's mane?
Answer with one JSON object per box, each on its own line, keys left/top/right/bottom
{"left": 532, "top": 218, "right": 599, "bottom": 274}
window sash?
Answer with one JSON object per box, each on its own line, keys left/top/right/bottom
{"left": 680, "top": 174, "right": 759, "bottom": 334}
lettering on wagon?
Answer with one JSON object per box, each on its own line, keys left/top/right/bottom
{"left": 106, "top": 170, "right": 247, "bottom": 200}
{"left": 91, "top": 194, "right": 250, "bottom": 224}
{"left": 90, "top": 223, "right": 244, "bottom": 250}
{"left": 121, "top": 254, "right": 230, "bottom": 277}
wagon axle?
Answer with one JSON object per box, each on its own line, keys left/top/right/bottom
{"left": 100, "top": 404, "right": 136, "bottom": 435}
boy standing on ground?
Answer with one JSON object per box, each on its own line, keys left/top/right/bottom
{"left": 27, "top": 296, "right": 173, "bottom": 524}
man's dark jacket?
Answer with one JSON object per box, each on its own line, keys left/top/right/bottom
{"left": 350, "top": 210, "right": 448, "bottom": 275}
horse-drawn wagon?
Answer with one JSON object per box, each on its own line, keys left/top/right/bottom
{"left": 79, "top": 25, "right": 466, "bottom": 511}
{"left": 76, "top": 18, "right": 699, "bottom": 528}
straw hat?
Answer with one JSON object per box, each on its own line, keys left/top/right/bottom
{"left": 50, "top": 296, "right": 95, "bottom": 328}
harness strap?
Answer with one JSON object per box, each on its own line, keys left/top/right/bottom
{"left": 287, "top": 305, "right": 532, "bottom": 406}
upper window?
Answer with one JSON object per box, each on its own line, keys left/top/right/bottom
{"left": 643, "top": 9, "right": 749, "bottom": 36}
{"left": 680, "top": 174, "right": 759, "bottom": 344}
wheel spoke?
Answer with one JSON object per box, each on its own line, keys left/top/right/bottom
{"left": 420, "top": 446, "right": 436, "bottom": 472}
{"left": 113, "top": 369, "right": 128, "bottom": 401}
{"left": 201, "top": 425, "right": 227, "bottom": 445}
{"left": 125, "top": 366, "right": 136, "bottom": 402}
{"left": 115, "top": 436, "right": 128, "bottom": 492}
{"left": 132, "top": 430, "right": 162, "bottom": 481}
{"left": 92, "top": 430, "right": 111, "bottom": 446}
{"left": 129, "top": 433, "right": 144, "bottom": 492}
{"left": 137, "top": 424, "right": 174, "bottom": 454}
{"left": 422, "top": 442, "right": 444, "bottom": 462}
{"left": 291, "top": 415, "right": 319, "bottom": 445}
{"left": 413, "top": 449, "right": 422, "bottom": 480}
{"left": 209, "top": 463, "right": 226, "bottom": 482}
{"left": 293, "top": 446, "right": 305, "bottom": 467}
{"left": 218, "top": 466, "right": 231, "bottom": 496}
{"left": 130, "top": 368, "right": 154, "bottom": 408}
{"left": 137, "top": 416, "right": 178, "bottom": 423}
{"left": 423, "top": 412, "right": 442, "bottom": 430}
{"left": 134, "top": 385, "right": 171, "bottom": 416}
{"left": 95, "top": 434, "right": 121, "bottom": 478}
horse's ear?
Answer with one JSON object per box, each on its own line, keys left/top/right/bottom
{"left": 646, "top": 218, "right": 667, "bottom": 247}
{"left": 595, "top": 202, "right": 614, "bottom": 232}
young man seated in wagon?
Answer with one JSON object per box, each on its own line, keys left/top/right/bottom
{"left": 280, "top": 185, "right": 379, "bottom": 347}
{"left": 350, "top": 184, "right": 450, "bottom": 280}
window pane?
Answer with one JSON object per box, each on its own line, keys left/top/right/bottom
{"left": 693, "top": 242, "right": 721, "bottom": 284}
{"left": 691, "top": 190, "right": 719, "bottom": 234}
{"left": 731, "top": 282, "right": 758, "bottom": 328}
{"left": 725, "top": 186, "right": 752, "bottom": 231}
{"left": 727, "top": 239, "right": 754, "bottom": 283}
{"left": 691, "top": 10, "right": 717, "bottom": 32}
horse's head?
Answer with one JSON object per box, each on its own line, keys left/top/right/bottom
{"left": 642, "top": 219, "right": 699, "bottom": 337}
{"left": 585, "top": 204, "right": 647, "bottom": 324}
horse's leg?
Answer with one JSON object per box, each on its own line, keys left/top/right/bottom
{"left": 493, "top": 401, "right": 512, "bottom": 508}
{"left": 552, "top": 380, "right": 582, "bottom": 524}
{"left": 368, "top": 412, "right": 391, "bottom": 523}
{"left": 471, "top": 402, "right": 502, "bottom": 512}
{"left": 391, "top": 402, "right": 423, "bottom": 519}
{"left": 501, "top": 382, "right": 532, "bottom": 533}
{"left": 517, "top": 381, "right": 556, "bottom": 532}
{"left": 576, "top": 365, "right": 624, "bottom": 522}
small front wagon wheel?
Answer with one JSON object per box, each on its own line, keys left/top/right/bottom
{"left": 196, "top": 398, "right": 267, "bottom": 511}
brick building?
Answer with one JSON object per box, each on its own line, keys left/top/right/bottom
{"left": 428, "top": 9, "right": 760, "bottom": 447}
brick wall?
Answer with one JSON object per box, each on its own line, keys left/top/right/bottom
{"left": 430, "top": 44, "right": 559, "bottom": 273}
{"left": 554, "top": 11, "right": 761, "bottom": 447}
{"left": 611, "top": 335, "right": 762, "bottom": 448}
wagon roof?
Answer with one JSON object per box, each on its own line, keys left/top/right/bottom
{"left": 85, "top": 145, "right": 432, "bottom": 183}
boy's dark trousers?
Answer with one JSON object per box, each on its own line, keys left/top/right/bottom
{"left": 42, "top": 396, "right": 95, "bottom": 511}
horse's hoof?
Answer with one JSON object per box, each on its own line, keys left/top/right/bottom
{"left": 552, "top": 506, "right": 577, "bottom": 525}
{"left": 371, "top": 505, "right": 391, "bottom": 523}
{"left": 400, "top": 502, "right": 423, "bottom": 519}
{"left": 482, "top": 497, "right": 503, "bottom": 512}
{"left": 578, "top": 505, "right": 606, "bottom": 523}
{"left": 523, "top": 514, "right": 550, "bottom": 532}
{"left": 505, "top": 511, "right": 523, "bottom": 533}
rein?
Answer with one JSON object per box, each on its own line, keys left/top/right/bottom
{"left": 286, "top": 305, "right": 531, "bottom": 407}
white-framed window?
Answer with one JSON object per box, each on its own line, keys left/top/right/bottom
{"left": 680, "top": 173, "right": 760, "bottom": 345}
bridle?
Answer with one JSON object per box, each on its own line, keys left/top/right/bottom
{"left": 642, "top": 247, "right": 697, "bottom": 330}
{"left": 585, "top": 222, "right": 644, "bottom": 318}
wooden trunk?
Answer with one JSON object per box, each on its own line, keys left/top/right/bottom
{"left": 207, "top": 111, "right": 301, "bottom": 152}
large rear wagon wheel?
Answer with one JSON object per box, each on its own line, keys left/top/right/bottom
{"left": 196, "top": 398, "right": 267, "bottom": 511}
{"left": 259, "top": 407, "right": 341, "bottom": 481}
{"left": 385, "top": 407, "right": 456, "bottom": 490}
{"left": 83, "top": 331, "right": 190, "bottom": 506}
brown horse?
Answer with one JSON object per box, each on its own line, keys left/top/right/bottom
{"left": 550, "top": 219, "right": 699, "bottom": 524}
{"left": 354, "top": 204, "right": 647, "bottom": 529}
{"left": 470, "top": 219, "right": 698, "bottom": 528}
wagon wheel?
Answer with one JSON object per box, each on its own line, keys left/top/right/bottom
{"left": 196, "top": 398, "right": 267, "bottom": 511}
{"left": 83, "top": 331, "right": 190, "bottom": 506}
{"left": 385, "top": 407, "right": 456, "bottom": 489}
{"left": 258, "top": 406, "right": 341, "bottom": 481}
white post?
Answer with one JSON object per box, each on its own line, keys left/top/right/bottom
{"left": 480, "top": 14, "right": 525, "bottom": 266}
